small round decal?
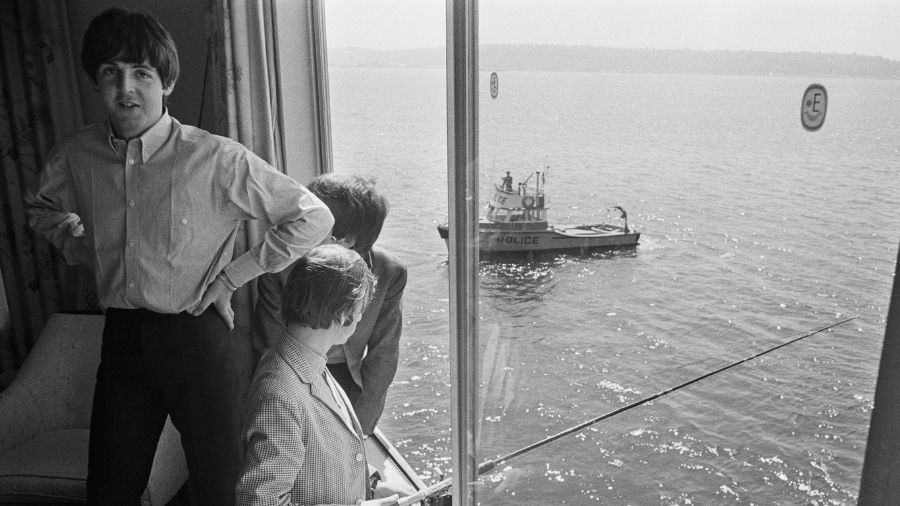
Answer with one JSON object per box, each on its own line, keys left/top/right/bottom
{"left": 801, "top": 84, "right": 827, "bottom": 131}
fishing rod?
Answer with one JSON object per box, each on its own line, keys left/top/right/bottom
{"left": 398, "top": 316, "right": 857, "bottom": 506}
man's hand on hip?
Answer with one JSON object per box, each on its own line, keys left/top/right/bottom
{"left": 193, "top": 278, "right": 235, "bottom": 330}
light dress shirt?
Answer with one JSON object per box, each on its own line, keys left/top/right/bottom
{"left": 27, "top": 112, "right": 333, "bottom": 313}
{"left": 237, "top": 331, "right": 370, "bottom": 506}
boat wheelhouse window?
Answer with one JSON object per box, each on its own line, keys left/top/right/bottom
{"left": 323, "top": 1, "right": 900, "bottom": 504}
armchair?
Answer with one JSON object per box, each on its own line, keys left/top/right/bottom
{"left": 0, "top": 313, "right": 188, "bottom": 505}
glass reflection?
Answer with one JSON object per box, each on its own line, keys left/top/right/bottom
{"left": 325, "top": 1, "right": 900, "bottom": 503}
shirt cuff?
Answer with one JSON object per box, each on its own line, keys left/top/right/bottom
{"left": 224, "top": 253, "right": 266, "bottom": 288}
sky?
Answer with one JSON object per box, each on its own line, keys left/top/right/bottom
{"left": 324, "top": 0, "right": 900, "bottom": 62}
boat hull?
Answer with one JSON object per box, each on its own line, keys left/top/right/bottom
{"left": 437, "top": 222, "right": 640, "bottom": 253}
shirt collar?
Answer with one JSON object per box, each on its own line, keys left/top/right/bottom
{"left": 282, "top": 328, "right": 328, "bottom": 376}
{"left": 105, "top": 110, "right": 173, "bottom": 164}
{"left": 140, "top": 111, "right": 172, "bottom": 162}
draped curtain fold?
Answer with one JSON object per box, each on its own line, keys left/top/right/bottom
{"left": 0, "top": 0, "right": 95, "bottom": 382}
{"left": 204, "top": 0, "right": 285, "bottom": 397}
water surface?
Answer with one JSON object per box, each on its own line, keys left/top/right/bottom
{"left": 331, "top": 67, "right": 900, "bottom": 505}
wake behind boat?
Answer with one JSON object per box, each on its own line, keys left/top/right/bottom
{"left": 437, "top": 165, "right": 640, "bottom": 254}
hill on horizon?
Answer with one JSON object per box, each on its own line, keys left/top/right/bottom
{"left": 329, "top": 44, "right": 900, "bottom": 79}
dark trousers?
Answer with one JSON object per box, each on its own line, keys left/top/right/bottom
{"left": 86, "top": 308, "right": 240, "bottom": 506}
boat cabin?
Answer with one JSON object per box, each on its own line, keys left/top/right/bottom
{"left": 485, "top": 171, "right": 548, "bottom": 229}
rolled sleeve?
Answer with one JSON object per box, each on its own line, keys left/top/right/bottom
{"left": 221, "top": 147, "right": 334, "bottom": 288}
{"left": 25, "top": 148, "right": 92, "bottom": 266}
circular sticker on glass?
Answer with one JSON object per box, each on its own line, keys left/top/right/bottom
{"left": 801, "top": 84, "right": 827, "bottom": 131}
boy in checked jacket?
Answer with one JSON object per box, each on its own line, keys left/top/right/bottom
{"left": 236, "top": 244, "right": 412, "bottom": 505}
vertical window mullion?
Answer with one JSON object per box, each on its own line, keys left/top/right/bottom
{"left": 446, "top": 0, "right": 480, "bottom": 505}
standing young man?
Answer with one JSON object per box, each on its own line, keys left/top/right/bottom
{"left": 26, "top": 8, "right": 333, "bottom": 505}
{"left": 254, "top": 174, "right": 407, "bottom": 435}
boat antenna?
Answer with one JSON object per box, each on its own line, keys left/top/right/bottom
{"left": 521, "top": 172, "right": 534, "bottom": 194}
{"left": 536, "top": 156, "right": 549, "bottom": 197}
{"left": 398, "top": 316, "right": 858, "bottom": 505}
{"left": 609, "top": 206, "right": 629, "bottom": 233}
{"left": 491, "top": 154, "right": 497, "bottom": 189}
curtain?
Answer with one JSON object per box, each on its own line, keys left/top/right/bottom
{"left": 0, "top": 0, "right": 95, "bottom": 381}
{"left": 204, "top": 0, "right": 284, "bottom": 400}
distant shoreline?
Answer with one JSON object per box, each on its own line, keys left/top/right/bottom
{"left": 329, "top": 44, "right": 900, "bottom": 80}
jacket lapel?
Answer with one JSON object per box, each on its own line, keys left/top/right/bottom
{"left": 328, "top": 369, "right": 365, "bottom": 436}
{"left": 277, "top": 338, "right": 362, "bottom": 441}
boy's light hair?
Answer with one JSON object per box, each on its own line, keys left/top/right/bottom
{"left": 281, "top": 244, "right": 376, "bottom": 329}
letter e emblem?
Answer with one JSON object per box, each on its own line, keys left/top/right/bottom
{"left": 801, "top": 84, "right": 827, "bottom": 132}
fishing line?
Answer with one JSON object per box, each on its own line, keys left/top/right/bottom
{"left": 398, "top": 316, "right": 858, "bottom": 505}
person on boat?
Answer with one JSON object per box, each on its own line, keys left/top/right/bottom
{"left": 255, "top": 173, "right": 407, "bottom": 436}
{"left": 25, "top": 8, "right": 333, "bottom": 505}
{"left": 502, "top": 171, "right": 513, "bottom": 192}
{"left": 237, "top": 244, "right": 412, "bottom": 506}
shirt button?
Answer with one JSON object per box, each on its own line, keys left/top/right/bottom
{"left": 128, "top": 200, "right": 135, "bottom": 207}
{"left": 128, "top": 241, "right": 136, "bottom": 248}
{"left": 355, "top": 453, "right": 363, "bottom": 462}
{"left": 181, "top": 218, "right": 188, "bottom": 224}
{"left": 128, "top": 281, "right": 135, "bottom": 288}
{"left": 128, "top": 159, "right": 135, "bottom": 165}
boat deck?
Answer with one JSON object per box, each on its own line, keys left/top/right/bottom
{"left": 553, "top": 224, "right": 628, "bottom": 236}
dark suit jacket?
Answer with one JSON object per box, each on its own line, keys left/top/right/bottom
{"left": 254, "top": 245, "right": 407, "bottom": 434}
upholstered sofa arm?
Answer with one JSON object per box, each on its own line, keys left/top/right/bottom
{"left": 0, "top": 314, "right": 105, "bottom": 453}
{"left": 0, "top": 381, "right": 43, "bottom": 454}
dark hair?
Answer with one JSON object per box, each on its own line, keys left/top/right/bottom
{"left": 81, "top": 7, "right": 180, "bottom": 88}
{"left": 308, "top": 174, "right": 389, "bottom": 257}
{"left": 281, "top": 244, "right": 376, "bottom": 329}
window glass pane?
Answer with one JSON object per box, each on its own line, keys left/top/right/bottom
{"left": 326, "top": 1, "right": 900, "bottom": 503}
{"left": 325, "top": 1, "right": 452, "bottom": 487}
